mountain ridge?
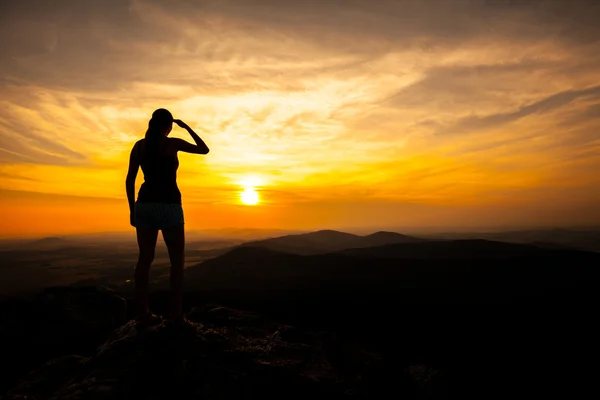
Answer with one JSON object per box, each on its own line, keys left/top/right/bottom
{"left": 236, "top": 229, "right": 425, "bottom": 255}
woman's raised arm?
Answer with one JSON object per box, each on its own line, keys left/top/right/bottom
{"left": 173, "top": 119, "right": 209, "bottom": 154}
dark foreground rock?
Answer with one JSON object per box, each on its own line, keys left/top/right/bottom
{"left": 0, "top": 286, "right": 128, "bottom": 395}
{"left": 4, "top": 305, "right": 431, "bottom": 399}
{"left": 35, "top": 286, "right": 128, "bottom": 341}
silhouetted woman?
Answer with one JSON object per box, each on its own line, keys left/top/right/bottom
{"left": 126, "top": 108, "right": 209, "bottom": 324}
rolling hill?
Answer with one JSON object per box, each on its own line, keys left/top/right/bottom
{"left": 184, "top": 239, "right": 600, "bottom": 310}
{"left": 236, "top": 229, "right": 425, "bottom": 255}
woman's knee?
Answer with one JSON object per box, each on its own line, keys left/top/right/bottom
{"left": 168, "top": 252, "right": 184, "bottom": 265}
{"left": 170, "top": 260, "right": 184, "bottom": 275}
{"left": 137, "top": 251, "right": 155, "bottom": 266}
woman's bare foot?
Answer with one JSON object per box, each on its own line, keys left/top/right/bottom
{"left": 164, "top": 314, "right": 194, "bottom": 329}
{"left": 135, "top": 312, "right": 163, "bottom": 326}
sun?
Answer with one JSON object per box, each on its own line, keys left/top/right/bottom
{"left": 241, "top": 187, "right": 259, "bottom": 205}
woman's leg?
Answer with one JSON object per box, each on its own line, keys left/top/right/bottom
{"left": 135, "top": 227, "right": 159, "bottom": 319}
{"left": 162, "top": 224, "right": 185, "bottom": 321}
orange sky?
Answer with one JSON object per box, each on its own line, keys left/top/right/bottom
{"left": 1, "top": 0, "right": 600, "bottom": 238}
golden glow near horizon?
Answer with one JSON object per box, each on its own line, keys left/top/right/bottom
{"left": 1, "top": 1, "right": 600, "bottom": 237}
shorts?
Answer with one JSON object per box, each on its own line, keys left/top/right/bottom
{"left": 134, "top": 202, "right": 184, "bottom": 230}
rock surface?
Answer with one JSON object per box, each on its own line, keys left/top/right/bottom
{"left": 5, "top": 304, "right": 418, "bottom": 399}
{"left": 0, "top": 286, "right": 128, "bottom": 395}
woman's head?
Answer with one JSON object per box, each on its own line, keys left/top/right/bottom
{"left": 148, "top": 108, "right": 173, "bottom": 137}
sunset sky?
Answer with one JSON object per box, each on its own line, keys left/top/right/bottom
{"left": 1, "top": 0, "right": 600, "bottom": 237}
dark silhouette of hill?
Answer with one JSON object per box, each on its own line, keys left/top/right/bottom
{"left": 358, "top": 231, "right": 425, "bottom": 246}
{"left": 339, "top": 239, "right": 547, "bottom": 259}
{"left": 237, "top": 229, "right": 425, "bottom": 255}
{"left": 237, "top": 229, "right": 360, "bottom": 254}
{"left": 184, "top": 241, "right": 600, "bottom": 310}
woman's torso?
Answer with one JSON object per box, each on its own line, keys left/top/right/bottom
{"left": 136, "top": 138, "right": 182, "bottom": 204}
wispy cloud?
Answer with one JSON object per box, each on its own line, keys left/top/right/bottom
{"left": 445, "top": 85, "right": 600, "bottom": 135}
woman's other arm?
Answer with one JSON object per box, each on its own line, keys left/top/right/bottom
{"left": 173, "top": 119, "right": 209, "bottom": 154}
{"left": 125, "top": 142, "right": 140, "bottom": 226}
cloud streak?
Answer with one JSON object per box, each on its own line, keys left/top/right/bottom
{"left": 446, "top": 85, "right": 600, "bottom": 135}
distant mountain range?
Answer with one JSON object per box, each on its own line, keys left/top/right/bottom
{"left": 237, "top": 229, "right": 425, "bottom": 255}
{"left": 18, "top": 237, "right": 71, "bottom": 250}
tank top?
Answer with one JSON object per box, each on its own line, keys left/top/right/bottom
{"left": 136, "top": 138, "right": 182, "bottom": 204}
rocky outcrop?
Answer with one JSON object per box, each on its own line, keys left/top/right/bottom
{"left": 5, "top": 305, "right": 421, "bottom": 399}
{"left": 35, "top": 285, "right": 127, "bottom": 336}
{"left": 0, "top": 286, "right": 127, "bottom": 395}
